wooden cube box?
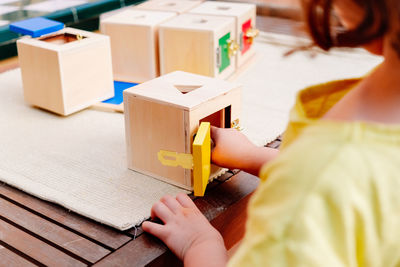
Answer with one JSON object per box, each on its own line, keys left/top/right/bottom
{"left": 159, "top": 14, "right": 236, "bottom": 79}
{"left": 17, "top": 28, "right": 114, "bottom": 116}
{"left": 135, "top": 0, "right": 202, "bottom": 14}
{"left": 124, "top": 71, "right": 241, "bottom": 190}
{"left": 190, "top": 1, "right": 257, "bottom": 67}
{"left": 100, "top": 9, "right": 176, "bottom": 83}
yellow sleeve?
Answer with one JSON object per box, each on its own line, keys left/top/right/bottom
{"left": 228, "top": 135, "right": 387, "bottom": 267}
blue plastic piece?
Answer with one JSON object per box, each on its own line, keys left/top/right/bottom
{"left": 102, "top": 81, "right": 138, "bottom": 105}
{"left": 9, "top": 17, "right": 64, "bottom": 38}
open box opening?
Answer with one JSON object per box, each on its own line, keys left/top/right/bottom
{"left": 39, "top": 33, "right": 86, "bottom": 45}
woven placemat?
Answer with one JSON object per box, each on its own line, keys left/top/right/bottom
{"left": 0, "top": 32, "right": 381, "bottom": 230}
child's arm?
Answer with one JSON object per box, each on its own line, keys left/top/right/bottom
{"left": 211, "top": 127, "right": 279, "bottom": 176}
{"left": 142, "top": 194, "right": 228, "bottom": 267}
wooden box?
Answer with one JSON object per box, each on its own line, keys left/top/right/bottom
{"left": 159, "top": 14, "right": 236, "bottom": 79}
{"left": 100, "top": 9, "right": 176, "bottom": 83}
{"left": 17, "top": 28, "right": 114, "bottom": 116}
{"left": 124, "top": 71, "right": 241, "bottom": 190}
{"left": 189, "top": 1, "right": 257, "bottom": 67}
{"left": 134, "top": 0, "right": 202, "bottom": 14}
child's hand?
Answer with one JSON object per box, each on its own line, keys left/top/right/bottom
{"left": 211, "top": 126, "right": 257, "bottom": 169}
{"left": 142, "top": 193, "right": 226, "bottom": 265}
{"left": 211, "top": 126, "right": 279, "bottom": 176}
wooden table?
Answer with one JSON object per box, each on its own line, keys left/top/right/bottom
{"left": 0, "top": 13, "right": 299, "bottom": 266}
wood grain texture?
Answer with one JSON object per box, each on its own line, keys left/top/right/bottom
{"left": 211, "top": 193, "right": 252, "bottom": 250}
{"left": 159, "top": 14, "right": 236, "bottom": 79}
{"left": 0, "top": 197, "right": 110, "bottom": 263}
{"left": 124, "top": 96, "right": 188, "bottom": 188}
{"left": 94, "top": 233, "right": 167, "bottom": 267}
{"left": 0, "top": 244, "right": 37, "bottom": 267}
{"left": 0, "top": 219, "right": 86, "bottom": 266}
{"left": 0, "top": 184, "right": 131, "bottom": 250}
{"left": 101, "top": 10, "right": 176, "bottom": 83}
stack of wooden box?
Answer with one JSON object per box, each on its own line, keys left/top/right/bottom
{"left": 100, "top": 0, "right": 258, "bottom": 83}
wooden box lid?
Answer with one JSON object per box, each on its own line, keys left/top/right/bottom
{"left": 101, "top": 9, "right": 176, "bottom": 26}
{"left": 135, "top": 0, "right": 202, "bottom": 13}
{"left": 190, "top": 1, "right": 255, "bottom": 18}
{"left": 159, "top": 13, "right": 234, "bottom": 33}
{"left": 124, "top": 71, "right": 240, "bottom": 110}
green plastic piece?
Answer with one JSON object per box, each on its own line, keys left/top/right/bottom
{"left": 218, "top": 32, "right": 231, "bottom": 73}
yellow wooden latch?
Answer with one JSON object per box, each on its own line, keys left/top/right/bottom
{"left": 158, "top": 122, "right": 211, "bottom": 197}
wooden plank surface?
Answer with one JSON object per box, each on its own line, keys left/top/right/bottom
{"left": 0, "top": 244, "right": 37, "bottom": 267}
{"left": 0, "top": 197, "right": 110, "bottom": 263}
{"left": 0, "top": 219, "right": 86, "bottom": 266}
{"left": 0, "top": 184, "right": 132, "bottom": 250}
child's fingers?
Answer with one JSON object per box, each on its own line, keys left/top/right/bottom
{"left": 151, "top": 201, "right": 173, "bottom": 223}
{"left": 142, "top": 221, "right": 166, "bottom": 239}
{"left": 176, "top": 193, "right": 197, "bottom": 209}
{"left": 160, "top": 195, "right": 182, "bottom": 214}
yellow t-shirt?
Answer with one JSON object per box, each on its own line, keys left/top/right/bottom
{"left": 228, "top": 79, "right": 400, "bottom": 267}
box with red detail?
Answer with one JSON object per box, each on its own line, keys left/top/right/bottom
{"left": 189, "top": 1, "right": 258, "bottom": 68}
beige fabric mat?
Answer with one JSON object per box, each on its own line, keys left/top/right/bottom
{"left": 0, "top": 32, "right": 381, "bottom": 230}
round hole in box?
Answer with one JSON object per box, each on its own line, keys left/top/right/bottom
{"left": 193, "top": 18, "right": 208, "bottom": 24}
{"left": 217, "top": 6, "right": 231, "bottom": 10}
{"left": 133, "top": 14, "right": 146, "bottom": 19}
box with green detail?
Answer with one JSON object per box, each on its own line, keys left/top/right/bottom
{"left": 218, "top": 32, "right": 231, "bottom": 73}
{"left": 159, "top": 13, "right": 236, "bottom": 79}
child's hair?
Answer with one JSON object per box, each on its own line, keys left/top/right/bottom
{"left": 303, "top": 0, "right": 397, "bottom": 50}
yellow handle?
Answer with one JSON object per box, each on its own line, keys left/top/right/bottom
{"left": 193, "top": 122, "right": 211, "bottom": 196}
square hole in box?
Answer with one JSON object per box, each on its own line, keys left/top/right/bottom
{"left": 39, "top": 33, "right": 86, "bottom": 45}
{"left": 199, "top": 105, "right": 231, "bottom": 129}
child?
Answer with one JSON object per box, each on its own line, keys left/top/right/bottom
{"left": 143, "top": 0, "right": 400, "bottom": 265}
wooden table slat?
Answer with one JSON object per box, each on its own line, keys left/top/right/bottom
{"left": 0, "top": 184, "right": 132, "bottom": 250}
{"left": 0, "top": 196, "right": 110, "bottom": 263}
{"left": 94, "top": 234, "right": 166, "bottom": 267}
{"left": 211, "top": 193, "right": 252, "bottom": 250}
{"left": 0, "top": 244, "right": 37, "bottom": 267}
{"left": 0, "top": 219, "right": 86, "bottom": 266}
{"left": 195, "top": 172, "right": 259, "bottom": 222}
